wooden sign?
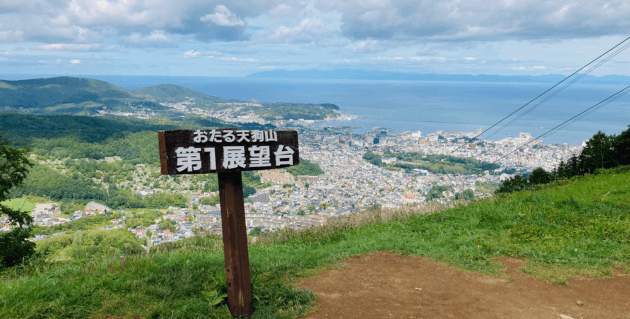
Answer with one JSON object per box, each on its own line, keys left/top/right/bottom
{"left": 158, "top": 129, "right": 299, "bottom": 175}
{"left": 158, "top": 128, "right": 300, "bottom": 318}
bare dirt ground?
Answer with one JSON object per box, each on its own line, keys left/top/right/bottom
{"left": 297, "top": 252, "right": 630, "bottom": 319}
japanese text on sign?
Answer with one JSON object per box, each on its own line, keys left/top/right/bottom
{"left": 158, "top": 129, "right": 300, "bottom": 175}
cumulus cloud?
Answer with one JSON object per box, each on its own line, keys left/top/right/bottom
{"left": 123, "top": 30, "right": 177, "bottom": 47}
{"left": 269, "top": 4, "right": 299, "bottom": 17}
{"left": 0, "top": 0, "right": 278, "bottom": 44}
{"left": 317, "top": 0, "right": 630, "bottom": 42}
{"left": 183, "top": 50, "right": 224, "bottom": 58}
{"left": 70, "top": 59, "right": 81, "bottom": 64}
{"left": 201, "top": 5, "right": 246, "bottom": 27}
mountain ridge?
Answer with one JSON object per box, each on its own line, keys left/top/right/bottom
{"left": 247, "top": 69, "right": 630, "bottom": 84}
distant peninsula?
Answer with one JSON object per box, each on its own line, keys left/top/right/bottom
{"left": 0, "top": 76, "right": 341, "bottom": 122}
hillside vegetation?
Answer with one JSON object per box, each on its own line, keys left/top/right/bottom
{"left": 0, "top": 76, "right": 340, "bottom": 120}
{"left": 1, "top": 166, "right": 628, "bottom": 318}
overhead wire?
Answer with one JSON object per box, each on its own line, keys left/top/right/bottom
{"left": 484, "top": 40, "right": 630, "bottom": 140}
{"left": 425, "top": 35, "right": 630, "bottom": 171}
{"left": 490, "top": 85, "right": 630, "bottom": 165}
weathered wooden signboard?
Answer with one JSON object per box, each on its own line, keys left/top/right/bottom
{"left": 158, "top": 129, "right": 299, "bottom": 317}
{"left": 158, "top": 129, "right": 299, "bottom": 175}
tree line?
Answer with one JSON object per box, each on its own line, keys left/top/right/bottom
{"left": 497, "top": 126, "right": 630, "bottom": 194}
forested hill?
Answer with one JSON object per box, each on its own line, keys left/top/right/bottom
{"left": 0, "top": 113, "right": 267, "bottom": 146}
{"left": 0, "top": 76, "right": 233, "bottom": 115}
{"left": 132, "top": 84, "right": 232, "bottom": 103}
{"left": 0, "top": 76, "right": 341, "bottom": 120}
{"left": 0, "top": 77, "right": 132, "bottom": 109}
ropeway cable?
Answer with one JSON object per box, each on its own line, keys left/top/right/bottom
{"left": 425, "top": 35, "right": 630, "bottom": 171}
{"left": 484, "top": 40, "right": 630, "bottom": 140}
{"left": 490, "top": 85, "right": 630, "bottom": 165}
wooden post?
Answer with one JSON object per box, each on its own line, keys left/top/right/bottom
{"left": 158, "top": 129, "right": 300, "bottom": 317}
{"left": 218, "top": 171, "right": 254, "bottom": 317}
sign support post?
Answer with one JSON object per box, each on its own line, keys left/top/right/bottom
{"left": 218, "top": 171, "right": 253, "bottom": 316}
{"left": 158, "top": 128, "right": 299, "bottom": 318}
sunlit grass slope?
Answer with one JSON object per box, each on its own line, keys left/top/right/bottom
{"left": 1, "top": 166, "right": 629, "bottom": 318}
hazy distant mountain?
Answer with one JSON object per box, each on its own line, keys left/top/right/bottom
{"left": 247, "top": 69, "right": 629, "bottom": 84}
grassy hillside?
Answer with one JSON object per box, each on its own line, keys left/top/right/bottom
{"left": 0, "top": 198, "right": 35, "bottom": 213}
{"left": 1, "top": 166, "right": 628, "bottom": 318}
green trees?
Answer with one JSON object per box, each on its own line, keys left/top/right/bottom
{"left": 528, "top": 167, "right": 553, "bottom": 185}
{"left": 426, "top": 185, "right": 450, "bottom": 201}
{"left": 199, "top": 195, "right": 220, "bottom": 206}
{"left": 497, "top": 125, "right": 630, "bottom": 195}
{"left": 495, "top": 174, "right": 529, "bottom": 194}
{"left": 0, "top": 135, "right": 35, "bottom": 268}
{"left": 455, "top": 189, "right": 476, "bottom": 202}
{"left": 362, "top": 150, "right": 383, "bottom": 167}
{"left": 285, "top": 159, "right": 325, "bottom": 176}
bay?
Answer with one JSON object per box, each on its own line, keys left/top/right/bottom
{"left": 5, "top": 74, "right": 629, "bottom": 146}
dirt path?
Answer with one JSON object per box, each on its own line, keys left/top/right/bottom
{"left": 297, "top": 252, "right": 630, "bottom": 319}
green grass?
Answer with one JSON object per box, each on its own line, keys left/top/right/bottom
{"left": 1, "top": 198, "right": 35, "bottom": 213}
{"left": 1, "top": 167, "right": 629, "bottom": 318}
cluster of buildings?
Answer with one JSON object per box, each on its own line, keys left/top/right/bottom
{"left": 10, "top": 113, "right": 586, "bottom": 246}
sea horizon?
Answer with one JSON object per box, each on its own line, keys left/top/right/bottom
{"left": 2, "top": 74, "right": 628, "bottom": 146}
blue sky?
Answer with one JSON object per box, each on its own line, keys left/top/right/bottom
{"left": 1, "top": 0, "right": 629, "bottom": 77}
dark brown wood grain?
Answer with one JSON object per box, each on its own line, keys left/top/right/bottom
{"left": 218, "top": 171, "right": 253, "bottom": 317}
{"left": 157, "top": 131, "right": 168, "bottom": 175}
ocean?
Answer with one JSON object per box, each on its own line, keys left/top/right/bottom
{"left": 4, "top": 74, "right": 630, "bottom": 146}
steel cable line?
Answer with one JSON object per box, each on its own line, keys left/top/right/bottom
{"left": 485, "top": 41, "right": 630, "bottom": 140}
{"left": 425, "top": 35, "right": 630, "bottom": 171}
{"left": 489, "top": 85, "right": 630, "bottom": 165}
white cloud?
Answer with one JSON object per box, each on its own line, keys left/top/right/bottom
{"left": 376, "top": 56, "right": 404, "bottom": 61}
{"left": 184, "top": 50, "right": 202, "bottom": 58}
{"left": 409, "top": 56, "right": 447, "bottom": 62}
{"left": 267, "top": 16, "right": 341, "bottom": 45}
{"left": 318, "top": 0, "right": 630, "bottom": 42}
{"left": 183, "top": 50, "right": 255, "bottom": 62}
{"left": 70, "top": 59, "right": 81, "bottom": 64}
{"left": 269, "top": 4, "right": 298, "bottom": 17}
{"left": 219, "top": 56, "right": 258, "bottom": 62}
{"left": 0, "top": 30, "right": 24, "bottom": 42}
{"left": 0, "top": 51, "right": 11, "bottom": 55}
{"left": 38, "top": 59, "right": 49, "bottom": 63}
{"left": 30, "top": 43, "right": 119, "bottom": 51}
{"left": 464, "top": 57, "right": 476, "bottom": 61}
{"left": 532, "top": 65, "right": 548, "bottom": 69}
{"left": 183, "top": 50, "right": 224, "bottom": 58}
{"left": 123, "top": 30, "right": 175, "bottom": 46}
{"left": 201, "top": 5, "right": 246, "bottom": 27}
